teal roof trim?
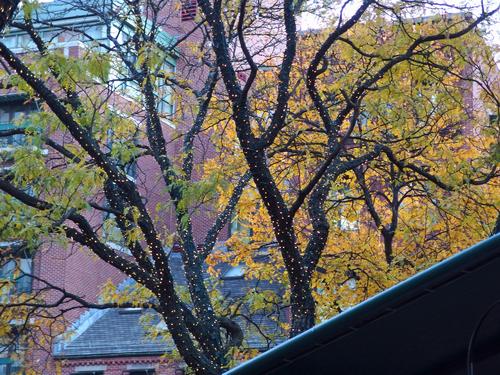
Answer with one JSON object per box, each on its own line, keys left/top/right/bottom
{"left": 225, "top": 234, "right": 500, "bottom": 375}
{"left": 9, "top": 0, "right": 177, "bottom": 57}
{"left": 143, "top": 19, "right": 178, "bottom": 55}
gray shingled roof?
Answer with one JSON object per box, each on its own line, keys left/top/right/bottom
{"left": 54, "top": 309, "right": 168, "bottom": 358}
{"left": 55, "top": 252, "right": 286, "bottom": 359}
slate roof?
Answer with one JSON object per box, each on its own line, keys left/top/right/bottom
{"left": 54, "top": 252, "right": 287, "bottom": 359}
{"left": 53, "top": 309, "right": 168, "bottom": 359}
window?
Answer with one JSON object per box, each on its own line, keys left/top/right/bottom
{"left": 229, "top": 218, "right": 244, "bottom": 237}
{"left": 157, "top": 62, "right": 175, "bottom": 117}
{"left": 13, "top": 34, "right": 31, "bottom": 49}
{"left": 344, "top": 270, "right": 359, "bottom": 290}
{"left": 0, "top": 111, "right": 25, "bottom": 148}
{"left": 124, "top": 160, "right": 138, "bottom": 181}
{"left": 125, "top": 366, "right": 156, "bottom": 375}
{"left": 104, "top": 115, "right": 139, "bottom": 181}
{"left": 16, "top": 259, "right": 32, "bottom": 293}
{"left": 102, "top": 210, "right": 124, "bottom": 245}
{"left": 228, "top": 214, "right": 253, "bottom": 242}
{"left": 221, "top": 264, "right": 245, "bottom": 280}
{"left": 71, "top": 365, "right": 105, "bottom": 374}
{"left": 102, "top": 202, "right": 132, "bottom": 255}
{"left": 181, "top": 0, "right": 197, "bottom": 21}
{"left": 0, "top": 253, "right": 33, "bottom": 295}
{"left": 0, "top": 360, "right": 22, "bottom": 375}
{"left": 115, "top": 30, "right": 141, "bottom": 98}
{"left": 101, "top": 128, "right": 137, "bottom": 253}
{"left": 1, "top": 33, "right": 18, "bottom": 50}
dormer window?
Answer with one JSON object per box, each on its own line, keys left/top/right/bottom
{"left": 119, "top": 308, "right": 143, "bottom": 314}
{"left": 221, "top": 264, "right": 245, "bottom": 280}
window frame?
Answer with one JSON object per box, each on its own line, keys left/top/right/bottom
{"left": 0, "top": 241, "right": 33, "bottom": 296}
{"left": 156, "top": 61, "right": 176, "bottom": 118}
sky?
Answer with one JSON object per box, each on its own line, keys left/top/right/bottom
{"left": 34, "top": 0, "right": 500, "bottom": 55}
{"left": 298, "top": 0, "right": 500, "bottom": 54}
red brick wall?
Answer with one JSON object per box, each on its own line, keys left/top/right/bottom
{"left": 3, "top": 4, "right": 230, "bottom": 372}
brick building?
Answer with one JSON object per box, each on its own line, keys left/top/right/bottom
{"left": 0, "top": 1, "right": 285, "bottom": 374}
{"left": 52, "top": 253, "right": 284, "bottom": 375}
{"left": 2, "top": 2, "right": 494, "bottom": 375}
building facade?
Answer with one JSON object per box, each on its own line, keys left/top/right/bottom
{"left": 0, "top": 1, "right": 255, "bottom": 374}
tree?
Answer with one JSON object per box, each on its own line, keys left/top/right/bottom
{"left": 0, "top": 0, "right": 498, "bottom": 374}
{"left": 0, "top": 1, "right": 251, "bottom": 373}
{"left": 197, "top": 0, "right": 499, "bottom": 336}
{"left": 204, "top": 7, "right": 499, "bottom": 325}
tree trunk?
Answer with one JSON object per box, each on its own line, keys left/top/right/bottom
{"left": 491, "top": 212, "right": 500, "bottom": 236}
{"left": 382, "top": 230, "right": 394, "bottom": 265}
{"left": 158, "top": 304, "right": 220, "bottom": 375}
{"left": 183, "top": 258, "right": 225, "bottom": 366}
{"left": 289, "top": 282, "right": 316, "bottom": 337}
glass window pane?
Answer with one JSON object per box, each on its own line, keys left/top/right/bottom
{"left": 16, "top": 259, "right": 32, "bottom": 293}
{"left": 0, "top": 261, "right": 15, "bottom": 279}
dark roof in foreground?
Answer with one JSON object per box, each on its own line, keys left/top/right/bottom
{"left": 225, "top": 234, "right": 500, "bottom": 375}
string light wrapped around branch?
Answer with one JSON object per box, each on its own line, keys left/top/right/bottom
{"left": 0, "top": 0, "right": 19, "bottom": 33}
